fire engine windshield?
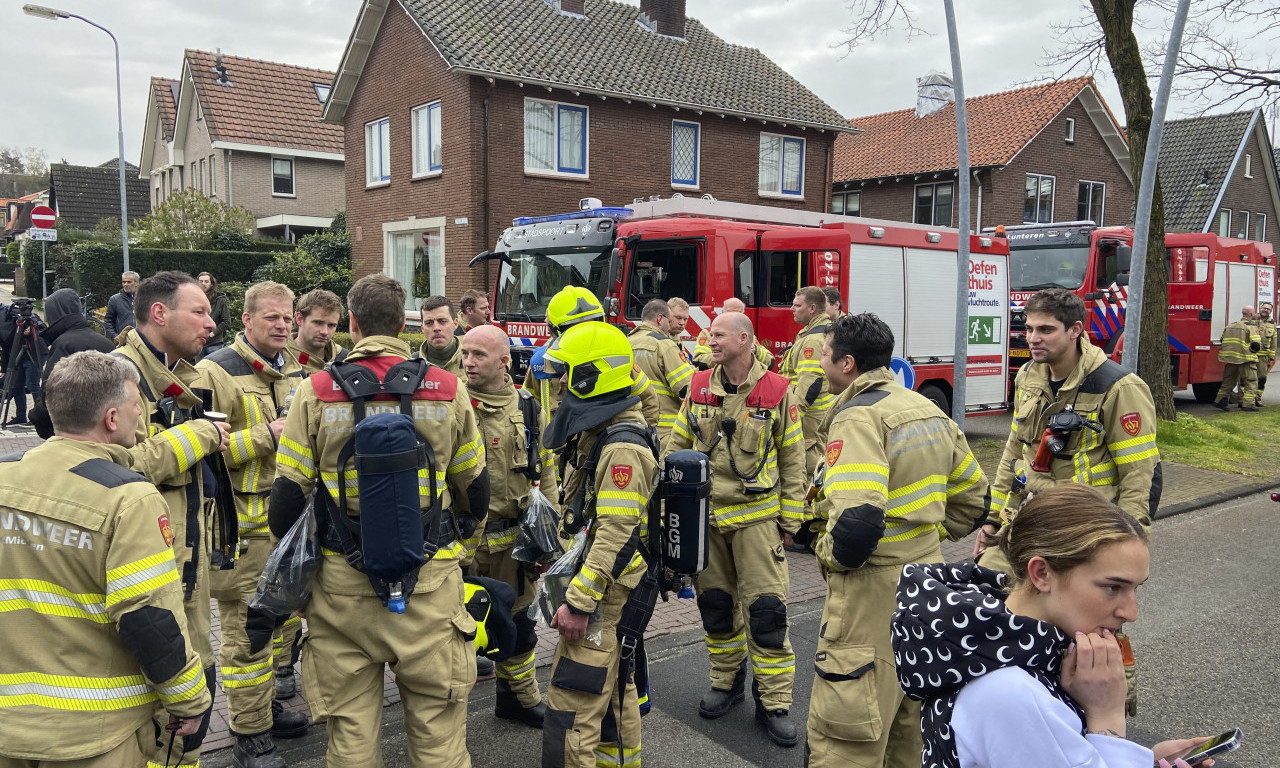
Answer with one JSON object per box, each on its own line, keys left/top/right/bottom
{"left": 1009, "top": 245, "right": 1090, "bottom": 291}
{"left": 493, "top": 246, "right": 612, "bottom": 321}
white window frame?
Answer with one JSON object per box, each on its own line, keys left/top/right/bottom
{"left": 671, "top": 119, "right": 701, "bottom": 189}
{"left": 365, "top": 117, "right": 391, "bottom": 188}
{"left": 1235, "top": 210, "right": 1250, "bottom": 240}
{"left": 313, "top": 82, "right": 331, "bottom": 104}
{"left": 411, "top": 100, "right": 443, "bottom": 179}
{"left": 383, "top": 216, "right": 447, "bottom": 317}
{"left": 272, "top": 156, "right": 296, "bottom": 198}
{"left": 913, "top": 182, "right": 954, "bottom": 226}
{"left": 1065, "top": 117, "right": 1076, "bottom": 143}
{"left": 1256, "top": 213, "right": 1267, "bottom": 242}
{"left": 209, "top": 154, "right": 216, "bottom": 197}
{"left": 1077, "top": 180, "right": 1105, "bottom": 224}
{"left": 1024, "top": 173, "right": 1056, "bottom": 223}
{"left": 758, "top": 132, "right": 805, "bottom": 199}
{"left": 1217, "top": 209, "right": 1231, "bottom": 237}
{"left": 523, "top": 97, "right": 589, "bottom": 178}
{"left": 1244, "top": 153, "right": 1253, "bottom": 179}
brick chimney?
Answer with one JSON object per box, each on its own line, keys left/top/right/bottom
{"left": 560, "top": 0, "right": 584, "bottom": 14}
{"left": 639, "top": 0, "right": 686, "bottom": 37}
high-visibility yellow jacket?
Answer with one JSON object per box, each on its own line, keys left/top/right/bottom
{"left": 1219, "top": 319, "right": 1261, "bottom": 364}
{"left": 778, "top": 313, "right": 835, "bottom": 441}
{"left": 1246, "top": 317, "right": 1276, "bottom": 364}
{"left": 196, "top": 334, "right": 305, "bottom": 537}
{"left": 470, "top": 379, "right": 556, "bottom": 552}
{"left": 628, "top": 321, "right": 696, "bottom": 440}
{"left": 667, "top": 359, "right": 807, "bottom": 533}
{"left": 992, "top": 336, "right": 1160, "bottom": 527}
{"left": 812, "top": 368, "right": 989, "bottom": 571}
{"left": 285, "top": 336, "right": 345, "bottom": 377}
{"left": 558, "top": 403, "right": 658, "bottom": 614}
{"left": 0, "top": 439, "right": 211, "bottom": 761}
{"left": 273, "top": 336, "right": 488, "bottom": 595}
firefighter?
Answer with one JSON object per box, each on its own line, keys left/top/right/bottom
{"left": 116, "top": 271, "right": 230, "bottom": 768}
{"left": 1248, "top": 302, "right": 1275, "bottom": 407}
{"left": 667, "top": 311, "right": 807, "bottom": 746}
{"left": 522, "top": 286, "right": 661, "bottom": 427}
{"left": 666, "top": 296, "right": 691, "bottom": 343}
{"left": 419, "top": 295, "right": 464, "bottom": 377}
{"left": 460, "top": 325, "right": 556, "bottom": 728}
{"left": 268, "top": 274, "right": 488, "bottom": 767}
{"left": 0, "top": 352, "right": 213, "bottom": 768}
{"left": 974, "top": 289, "right": 1158, "bottom": 717}
{"left": 628, "top": 299, "right": 695, "bottom": 443}
{"left": 691, "top": 298, "right": 774, "bottom": 371}
{"left": 456, "top": 289, "right": 491, "bottom": 336}
{"left": 196, "top": 282, "right": 310, "bottom": 768}
{"left": 820, "top": 286, "right": 844, "bottom": 319}
{"left": 807, "top": 313, "right": 989, "bottom": 768}
{"left": 539, "top": 321, "right": 659, "bottom": 768}
{"left": 1214, "top": 305, "right": 1261, "bottom": 412}
{"left": 286, "top": 289, "right": 345, "bottom": 376}
{"left": 778, "top": 287, "right": 835, "bottom": 475}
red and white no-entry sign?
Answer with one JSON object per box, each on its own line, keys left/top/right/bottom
{"left": 30, "top": 205, "right": 56, "bottom": 229}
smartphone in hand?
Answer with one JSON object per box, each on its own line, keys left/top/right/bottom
{"left": 1165, "top": 729, "right": 1242, "bottom": 766}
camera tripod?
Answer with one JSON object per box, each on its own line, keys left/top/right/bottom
{"left": 1, "top": 312, "right": 44, "bottom": 429}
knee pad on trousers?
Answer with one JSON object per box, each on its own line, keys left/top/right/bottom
{"left": 748, "top": 595, "right": 788, "bottom": 649}
{"left": 1260, "top": 374, "right": 1268, "bottom": 390}
{"left": 542, "top": 708, "right": 577, "bottom": 768}
{"left": 697, "top": 589, "right": 735, "bottom": 635}
{"left": 513, "top": 611, "right": 539, "bottom": 656}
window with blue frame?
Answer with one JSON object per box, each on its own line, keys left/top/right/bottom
{"left": 672, "top": 120, "right": 700, "bottom": 187}
{"left": 758, "top": 133, "right": 804, "bottom": 197}
{"left": 524, "top": 98, "right": 588, "bottom": 176}
{"left": 412, "top": 101, "right": 442, "bottom": 177}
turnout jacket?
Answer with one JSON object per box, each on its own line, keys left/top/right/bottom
{"left": 471, "top": 378, "right": 556, "bottom": 551}
{"left": 628, "top": 320, "right": 696, "bottom": 437}
{"left": 559, "top": 402, "right": 658, "bottom": 614}
{"left": 1219, "top": 319, "right": 1261, "bottom": 364}
{"left": 778, "top": 313, "right": 835, "bottom": 439}
{"left": 813, "top": 368, "right": 988, "bottom": 572}
{"left": 667, "top": 358, "right": 807, "bottom": 533}
{"left": 271, "top": 336, "right": 488, "bottom": 595}
{"left": 992, "top": 336, "right": 1160, "bottom": 526}
{"left": 285, "top": 336, "right": 345, "bottom": 376}
{"left": 419, "top": 338, "right": 464, "bottom": 378}
{"left": 1246, "top": 316, "right": 1276, "bottom": 365}
{"left": 0, "top": 439, "right": 211, "bottom": 760}
{"left": 196, "top": 334, "right": 304, "bottom": 537}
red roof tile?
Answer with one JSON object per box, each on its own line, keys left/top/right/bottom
{"left": 834, "top": 76, "right": 1100, "bottom": 182}
{"left": 150, "top": 76, "right": 178, "bottom": 140}
{"left": 185, "top": 50, "right": 342, "bottom": 155}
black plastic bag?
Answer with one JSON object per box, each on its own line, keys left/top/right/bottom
{"left": 512, "top": 485, "right": 564, "bottom": 564}
{"left": 250, "top": 503, "right": 320, "bottom": 613}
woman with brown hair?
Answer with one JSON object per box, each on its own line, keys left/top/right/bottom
{"left": 891, "top": 485, "right": 1216, "bottom": 768}
{"left": 197, "top": 271, "right": 231, "bottom": 361}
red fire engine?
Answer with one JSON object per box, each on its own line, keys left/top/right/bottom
{"left": 476, "top": 196, "right": 1011, "bottom": 415}
{"left": 993, "top": 221, "right": 1278, "bottom": 401}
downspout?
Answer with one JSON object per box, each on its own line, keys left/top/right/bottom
{"left": 225, "top": 149, "right": 233, "bottom": 207}
{"left": 972, "top": 168, "right": 983, "bottom": 231}
{"left": 482, "top": 81, "right": 493, "bottom": 289}
{"left": 825, "top": 141, "right": 834, "bottom": 213}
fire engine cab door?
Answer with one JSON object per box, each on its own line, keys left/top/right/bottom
{"left": 755, "top": 230, "right": 846, "bottom": 351}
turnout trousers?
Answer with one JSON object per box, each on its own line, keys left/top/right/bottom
{"left": 543, "top": 584, "right": 641, "bottom": 768}
{"left": 210, "top": 535, "right": 276, "bottom": 735}
{"left": 806, "top": 557, "right": 939, "bottom": 768}
{"left": 1217, "top": 362, "right": 1258, "bottom": 405}
{"left": 696, "top": 520, "right": 795, "bottom": 710}
{"left": 301, "top": 562, "right": 476, "bottom": 768}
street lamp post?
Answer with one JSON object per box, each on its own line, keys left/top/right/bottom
{"left": 23, "top": 4, "right": 130, "bottom": 274}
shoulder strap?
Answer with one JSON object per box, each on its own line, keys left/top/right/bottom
{"left": 746, "top": 370, "right": 790, "bottom": 410}
{"left": 690, "top": 369, "right": 717, "bottom": 406}
{"left": 0, "top": 450, "right": 28, "bottom": 463}
{"left": 516, "top": 388, "right": 541, "bottom": 481}
{"left": 381, "top": 358, "right": 431, "bottom": 417}
{"left": 803, "top": 323, "right": 831, "bottom": 337}
{"left": 70, "top": 458, "right": 150, "bottom": 488}
{"left": 327, "top": 360, "right": 384, "bottom": 423}
{"left": 835, "top": 387, "right": 891, "bottom": 417}
{"left": 1079, "top": 359, "right": 1128, "bottom": 396}
{"left": 205, "top": 345, "right": 254, "bottom": 377}
{"left": 111, "top": 351, "right": 155, "bottom": 402}
{"left": 648, "top": 331, "right": 668, "bottom": 342}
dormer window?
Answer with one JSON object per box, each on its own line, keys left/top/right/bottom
{"left": 314, "top": 83, "right": 331, "bottom": 104}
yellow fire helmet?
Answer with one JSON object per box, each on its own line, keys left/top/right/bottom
{"left": 546, "top": 286, "right": 605, "bottom": 333}
{"left": 543, "top": 320, "right": 634, "bottom": 399}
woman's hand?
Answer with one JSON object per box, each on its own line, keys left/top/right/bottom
{"left": 1061, "top": 629, "right": 1127, "bottom": 738}
{"left": 1153, "top": 737, "right": 1216, "bottom": 768}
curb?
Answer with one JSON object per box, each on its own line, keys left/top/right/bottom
{"left": 1153, "top": 479, "right": 1277, "bottom": 520}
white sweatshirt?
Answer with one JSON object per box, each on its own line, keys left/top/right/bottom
{"left": 953, "top": 667, "right": 1155, "bottom": 768}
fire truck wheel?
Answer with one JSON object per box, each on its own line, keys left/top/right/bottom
{"left": 1191, "top": 382, "right": 1221, "bottom": 404}
{"left": 919, "top": 384, "right": 949, "bottom": 415}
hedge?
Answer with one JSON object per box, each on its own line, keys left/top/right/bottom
{"left": 332, "top": 332, "right": 427, "bottom": 351}
{"left": 71, "top": 244, "right": 276, "bottom": 305}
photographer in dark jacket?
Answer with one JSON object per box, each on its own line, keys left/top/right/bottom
{"left": 197, "top": 271, "right": 231, "bottom": 361}
{"left": 29, "top": 288, "right": 116, "bottom": 438}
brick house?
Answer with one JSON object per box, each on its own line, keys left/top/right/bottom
{"left": 321, "top": 0, "right": 851, "bottom": 315}
{"left": 138, "top": 51, "right": 345, "bottom": 241}
{"left": 1158, "top": 108, "right": 1280, "bottom": 248}
{"left": 832, "top": 77, "right": 1132, "bottom": 232}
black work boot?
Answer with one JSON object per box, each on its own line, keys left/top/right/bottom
{"left": 1214, "top": 399, "right": 1230, "bottom": 411}
{"left": 274, "top": 666, "right": 298, "bottom": 701}
{"left": 233, "top": 732, "right": 286, "bottom": 768}
{"left": 756, "top": 703, "right": 800, "bottom": 747}
{"left": 698, "top": 661, "right": 746, "bottom": 719}
{"left": 270, "top": 700, "right": 310, "bottom": 739}
{"left": 494, "top": 678, "right": 546, "bottom": 728}
{"left": 477, "top": 654, "right": 496, "bottom": 680}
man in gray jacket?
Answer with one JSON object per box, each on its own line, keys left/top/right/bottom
{"left": 104, "top": 271, "right": 138, "bottom": 342}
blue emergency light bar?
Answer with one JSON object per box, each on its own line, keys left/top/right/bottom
{"left": 512, "top": 207, "right": 634, "bottom": 226}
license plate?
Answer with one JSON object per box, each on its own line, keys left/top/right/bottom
{"left": 1009, "top": 349, "right": 1031, "bottom": 358}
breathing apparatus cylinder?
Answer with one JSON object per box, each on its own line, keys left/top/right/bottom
{"left": 661, "top": 449, "right": 712, "bottom": 575}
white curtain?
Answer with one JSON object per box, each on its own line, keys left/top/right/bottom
{"left": 525, "top": 101, "right": 555, "bottom": 170}
{"left": 559, "top": 106, "right": 585, "bottom": 172}
{"left": 759, "top": 135, "right": 780, "bottom": 193}
{"left": 783, "top": 139, "right": 802, "bottom": 193}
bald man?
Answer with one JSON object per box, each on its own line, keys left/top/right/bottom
{"left": 667, "top": 311, "right": 807, "bottom": 745}
{"left": 460, "top": 326, "right": 556, "bottom": 727}
{"left": 692, "top": 298, "right": 775, "bottom": 370}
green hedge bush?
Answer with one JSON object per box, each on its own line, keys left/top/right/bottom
{"left": 70, "top": 244, "right": 276, "bottom": 306}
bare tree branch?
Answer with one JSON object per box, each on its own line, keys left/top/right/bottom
{"left": 835, "top": 0, "right": 929, "bottom": 52}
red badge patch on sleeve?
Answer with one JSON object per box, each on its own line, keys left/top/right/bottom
{"left": 611, "top": 464, "right": 633, "bottom": 489}
{"left": 826, "top": 440, "right": 843, "bottom": 467}
{"left": 803, "top": 347, "right": 814, "bottom": 359}
{"left": 789, "top": 404, "right": 799, "bottom": 423}
{"left": 1120, "top": 412, "right": 1142, "bottom": 436}
{"left": 158, "top": 513, "right": 175, "bottom": 547}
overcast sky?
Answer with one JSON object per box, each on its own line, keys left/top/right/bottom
{"left": 0, "top": 0, "right": 1268, "bottom": 169}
